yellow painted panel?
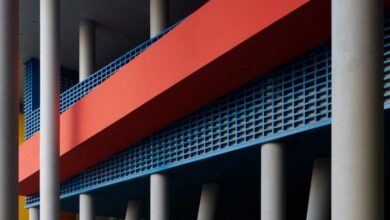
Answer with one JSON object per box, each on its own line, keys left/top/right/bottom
{"left": 18, "top": 113, "right": 24, "bottom": 144}
{"left": 19, "top": 196, "right": 28, "bottom": 220}
{"left": 19, "top": 114, "right": 29, "bottom": 220}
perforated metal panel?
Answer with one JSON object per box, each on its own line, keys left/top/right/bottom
{"left": 27, "top": 43, "right": 332, "bottom": 206}
{"left": 23, "top": 59, "right": 38, "bottom": 137}
{"left": 384, "top": 18, "right": 390, "bottom": 107}
{"left": 23, "top": 59, "right": 79, "bottom": 139}
{"left": 23, "top": 20, "right": 182, "bottom": 140}
{"left": 25, "top": 18, "right": 390, "bottom": 208}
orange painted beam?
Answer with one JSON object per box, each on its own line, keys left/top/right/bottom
{"left": 19, "top": 0, "right": 331, "bottom": 195}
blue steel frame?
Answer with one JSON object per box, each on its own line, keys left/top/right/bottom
{"left": 25, "top": 17, "right": 390, "bottom": 207}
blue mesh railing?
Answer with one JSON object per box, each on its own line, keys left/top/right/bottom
{"left": 24, "top": 20, "right": 183, "bottom": 140}
{"left": 25, "top": 16, "right": 390, "bottom": 207}
{"left": 25, "top": 38, "right": 390, "bottom": 207}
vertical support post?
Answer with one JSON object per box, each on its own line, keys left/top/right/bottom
{"left": 79, "top": 19, "right": 96, "bottom": 81}
{"left": 40, "top": 0, "right": 60, "bottom": 219}
{"left": 125, "top": 200, "right": 141, "bottom": 220}
{"left": 0, "top": 0, "right": 19, "bottom": 219}
{"left": 150, "top": 173, "right": 169, "bottom": 220}
{"left": 29, "top": 208, "right": 40, "bottom": 220}
{"left": 332, "top": 0, "right": 384, "bottom": 219}
{"left": 306, "top": 159, "right": 330, "bottom": 220}
{"left": 261, "top": 143, "right": 285, "bottom": 220}
{"left": 150, "top": 0, "right": 169, "bottom": 38}
{"left": 80, "top": 194, "right": 95, "bottom": 220}
{"left": 197, "top": 183, "right": 219, "bottom": 220}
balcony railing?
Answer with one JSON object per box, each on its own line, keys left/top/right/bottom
{"left": 25, "top": 37, "right": 390, "bottom": 207}
{"left": 24, "top": 20, "right": 183, "bottom": 140}
{"left": 24, "top": 13, "right": 390, "bottom": 207}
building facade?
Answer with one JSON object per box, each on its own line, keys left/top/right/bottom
{"left": 0, "top": 0, "right": 387, "bottom": 219}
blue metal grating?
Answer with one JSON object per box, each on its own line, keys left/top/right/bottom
{"left": 385, "top": 18, "right": 390, "bottom": 107}
{"left": 26, "top": 44, "right": 332, "bottom": 206}
{"left": 23, "top": 59, "right": 79, "bottom": 139}
{"left": 23, "top": 59, "right": 36, "bottom": 136}
{"left": 26, "top": 18, "right": 390, "bottom": 207}
{"left": 23, "top": 20, "right": 183, "bottom": 140}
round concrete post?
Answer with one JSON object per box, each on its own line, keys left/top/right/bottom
{"left": 40, "top": 0, "right": 61, "bottom": 219}
{"left": 125, "top": 200, "right": 141, "bottom": 220}
{"left": 332, "top": 0, "right": 384, "bottom": 219}
{"left": 80, "top": 194, "right": 95, "bottom": 220}
{"left": 261, "top": 143, "right": 285, "bottom": 220}
{"left": 150, "top": 173, "right": 169, "bottom": 220}
{"left": 79, "top": 19, "right": 96, "bottom": 81}
{"left": 150, "top": 0, "right": 169, "bottom": 38}
{"left": 197, "top": 183, "right": 219, "bottom": 220}
{"left": 306, "top": 159, "right": 330, "bottom": 220}
{"left": 0, "top": 0, "right": 19, "bottom": 219}
{"left": 29, "top": 208, "right": 40, "bottom": 220}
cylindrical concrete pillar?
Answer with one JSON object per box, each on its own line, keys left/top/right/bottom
{"left": 197, "top": 183, "right": 219, "bottom": 220}
{"left": 332, "top": 0, "right": 384, "bottom": 220}
{"left": 125, "top": 200, "right": 141, "bottom": 220}
{"left": 0, "top": 0, "right": 19, "bottom": 219}
{"left": 29, "top": 208, "right": 40, "bottom": 220}
{"left": 306, "top": 159, "right": 330, "bottom": 220}
{"left": 40, "top": 0, "right": 61, "bottom": 219}
{"left": 80, "top": 194, "right": 95, "bottom": 220}
{"left": 261, "top": 143, "right": 285, "bottom": 220}
{"left": 150, "top": 0, "right": 169, "bottom": 38}
{"left": 150, "top": 173, "right": 169, "bottom": 220}
{"left": 79, "top": 19, "right": 96, "bottom": 81}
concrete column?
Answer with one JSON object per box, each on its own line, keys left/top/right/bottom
{"left": 29, "top": 208, "right": 40, "bottom": 220}
{"left": 150, "top": 0, "right": 169, "bottom": 38}
{"left": 261, "top": 143, "right": 285, "bottom": 220}
{"left": 306, "top": 159, "right": 330, "bottom": 220}
{"left": 332, "top": 0, "right": 384, "bottom": 220}
{"left": 40, "top": 0, "right": 60, "bottom": 219}
{"left": 0, "top": 0, "right": 19, "bottom": 219}
{"left": 125, "top": 200, "right": 141, "bottom": 220}
{"left": 150, "top": 173, "right": 169, "bottom": 220}
{"left": 96, "top": 217, "right": 111, "bottom": 220}
{"left": 197, "top": 184, "right": 219, "bottom": 220}
{"left": 79, "top": 19, "right": 96, "bottom": 81}
{"left": 80, "top": 194, "right": 95, "bottom": 220}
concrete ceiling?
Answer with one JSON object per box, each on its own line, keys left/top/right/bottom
{"left": 20, "top": 0, "right": 207, "bottom": 71}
